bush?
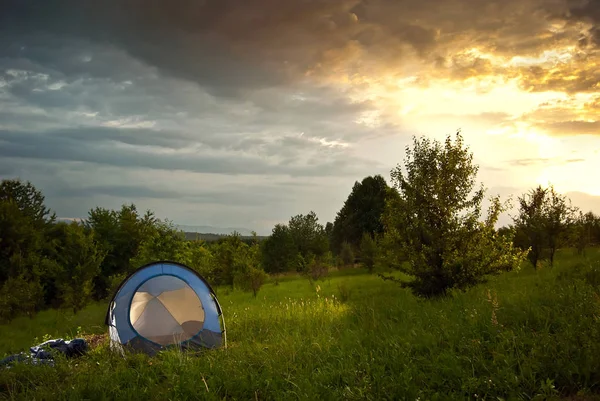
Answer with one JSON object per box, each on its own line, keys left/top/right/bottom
{"left": 0, "top": 275, "right": 44, "bottom": 322}
{"left": 234, "top": 267, "right": 269, "bottom": 297}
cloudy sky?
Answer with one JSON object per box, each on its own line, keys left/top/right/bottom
{"left": 1, "top": 0, "right": 599, "bottom": 234}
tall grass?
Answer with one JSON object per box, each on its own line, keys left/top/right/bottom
{"left": 1, "top": 249, "right": 600, "bottom": 400}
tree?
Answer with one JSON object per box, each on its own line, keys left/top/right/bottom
{"left": 288, "top": 211, "right": 329, "bottom": 259}
{"left": 129, "top": 219, "right": 189, "bottom": 268}
{"left": 340, "top": 242, "right": 354, "bottom": 267}
{"left": 571, "top": 211, "right": 597, "bottom": 255}
{"left": 513, "top": 185, "right": 577, "bottom": 268}
{"left": 544, "top": 186, "right": 577, "bottom": 265}
{"left": 261, "top": 224, "right": 296, "bottom": 274}
{"left": 360, "top": 232, "right": 377, "bottom": 273}
{"left": 0, "top": 179, "right": 55, "bottom": 226}
{"left": 0, "top": 180, "right": 53, "bottom": 318}
{"left": 383, "top": 132, "right": 526, "bottom": 297}
{"left": 331, "top": 175, "right": 389, "bottom": 253}
{"left": 50, "top": 222, "right": 106, "bottom": 313}
{"left": 513, "top": 186, "right": 548, "bottom": 268}
{"left": 86, "top": 204, "right": 158, "bottom": 299}
{"left": 234, "top": 267, "right": 269, "bottom": 297}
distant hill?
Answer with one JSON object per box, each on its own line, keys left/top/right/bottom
{"left": 175, "top": 224, "right": 255, "bottom": 236}
{"left": 55, "top": 218, "right": 267, "bottom": 242}
{"left": 183, "top": 232, "right": 268, "bottom": 242}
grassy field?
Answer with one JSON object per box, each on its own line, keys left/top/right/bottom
{"left": 1, "top": 249, "right": 600, "bottom": 400}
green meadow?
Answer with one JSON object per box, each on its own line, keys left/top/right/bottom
{"left": 1, "top": 249, "right": 600, "bottom": 401}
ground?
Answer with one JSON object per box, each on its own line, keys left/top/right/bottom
{"left": 1, "top": 249, "right": 600, "bottom": 400}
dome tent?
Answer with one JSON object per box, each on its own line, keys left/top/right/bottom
{"left": 105, "top": 261, "right": 226, "bottom": 356}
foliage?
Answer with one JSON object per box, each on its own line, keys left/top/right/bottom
{"left": 570, "top": 211, "right": 600, "bottom": 255}
{"left": 383, "top": 132, "right": 526, "bottom": 297}
{"left": 86, "top": 205, "right": 158, "bottom": 299}
{"left": 234, "top": 267, "right": 269, "bottom": 297}
{"left": 0, "top": 179, "right": 55, "bottom": 226}
{"left": 513, "top": 185, "right": 578, "bottom": 268}
{"left": 339, "top": 242, "right": 354, "bottom": 267}
{"left": 0, "top": 274, "right": 45, "bottom": 322}
{"left": 359, "top": 232, "right": 377, "bottom": 273}
{"left": 49, "top": 222, "right": 107, "bottom": 313}
{"left": 288, "top": 211, "right": 329, "bottom": 259}
{"left": 129, "top": 219, "right": 188, "bottom": 268}
{"left": 261, "top": 224, "right": 296, "bottom": 274}
{"left": 331, "top": 175, "right": 389, "bottom": 253}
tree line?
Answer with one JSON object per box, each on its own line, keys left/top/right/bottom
{"left": 1, "top": 131, "right": 599, "bottom": 321}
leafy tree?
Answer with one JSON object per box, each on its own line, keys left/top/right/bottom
{"left": 50, "top": 222, "right": 106, "bottom": 313}
{"left": 130, "top": 219, "right": 188, "bottom": 268}
{"left": 513, "top": 186, "right": 547, "bottom": 268}
{"left": 234, "top": 267, "right": 269, "bottom": 297}
{"left": 360, "top": 232, "right": 377, "bottom": 273}
{"left": 383, "top": 132, "right": 526, "bottom": 297}
{"left": 212, "top": 232, "right": 259, "bottom": 287}
{"left": 288, "top": 211, "right": 329, "bottom": 259}
{"left": 571, "top": 211, "right": 597, "bottom": 255}
{"left": 261, "top": 224, "right": 296, "bottom": 274}
{"left": 513, "top": 185, "right": 577, "bottom": 267}
{"left": 186, "top": 241, "right": 216, "bottom": 283}
{"left": 340, "top": 242, "right": 354, "bottom": 267}
{"left": 544, "top": 186, "right": 577, "bottom": 265}
{"left": 87, "top": 204, "right": 158, "bottom": 299}
{"left": 0, "top": 180, "right": 54, "bottom": 319}
{"left": 0, "top": 274, "right": 45, "bottom": 322}
{"left": 0, "top": 179, "right": 55, "bottom": 226}
{"left": 331, "top": 175, "right": 389, "bottom": 253}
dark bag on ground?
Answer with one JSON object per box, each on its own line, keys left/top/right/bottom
{"left": 0, "top": 338, "right": 88, "bottom": 368}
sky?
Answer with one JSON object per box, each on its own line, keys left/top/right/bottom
{"left": 0, "top": 0, "right": 599, "bottom": 235}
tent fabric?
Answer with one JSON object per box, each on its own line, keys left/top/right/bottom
{"left": 105, "top": 261, "right": 226, "bottom": 355}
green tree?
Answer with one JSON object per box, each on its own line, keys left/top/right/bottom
{"left": 571, "top": 211, "right": 596, "bottom": 255}
{"left": 360, "top": 232, "right": 377, "bottom": 273}
{"left": 0, "top": 179, "right": 55, "bottom": 226}
{"left": 288, "top": 211, "right": 329, "bottom": 259}
{"left": 261, "top": 224, "right": 296, "bottom": 274}
{"left": 331, "top": 175, "right": 389, "bottom": 253}
{"left": 234, "top": 267, "right": 269, "bottom": 297}
{"left": 340, "top": 242, "right": 354, "bottom": 267}
{"left": 0, "top": 180, "right": 54, "bottom": 319}
{"left": 211, "top": 232, "right": 257, "bottom": 287}
{"left": 87, "top": 204, "right": 158, "bottom": 299}
{"left": 50, "top": 222, "right": 106, "bottom": 313}
{"left": 513, "top": 185, "right": 577, "bottom": 268}
{"left": 129, "top": 219, "right": 188, "bottom": 268}
{"left": 544, "top": 186, "right": 577, "bottom": 265}
{"left": 383, "top": 132, "right": 526, "bottom": 297}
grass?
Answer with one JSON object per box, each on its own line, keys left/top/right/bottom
{"left": 1, "top": 249, "right": 600, "bottom": 400}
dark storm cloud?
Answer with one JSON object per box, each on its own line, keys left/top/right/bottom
{"left": 566, "top": 0, "right": 600, "bottom": 46}
{"left": 1, "top": 0, "right": 577, "bottom": 93}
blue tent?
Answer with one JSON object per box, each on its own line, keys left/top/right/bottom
{"left": 105, "top": 261, "right": 226, "bottom": 355}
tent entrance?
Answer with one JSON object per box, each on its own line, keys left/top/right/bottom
{"left": 130, "top": 276, "right": 206, "bottom": 346}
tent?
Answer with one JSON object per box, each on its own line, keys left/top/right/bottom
{"left": 105, "top": 261, "right": 226, "bottom": 355}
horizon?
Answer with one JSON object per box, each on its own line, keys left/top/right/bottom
{"left": 1, "top": 0, "right": 599, "bottom": 233}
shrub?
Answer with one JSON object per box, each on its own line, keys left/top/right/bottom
{"left": 234, "top": 267, "right": 269, "bottom": 297}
